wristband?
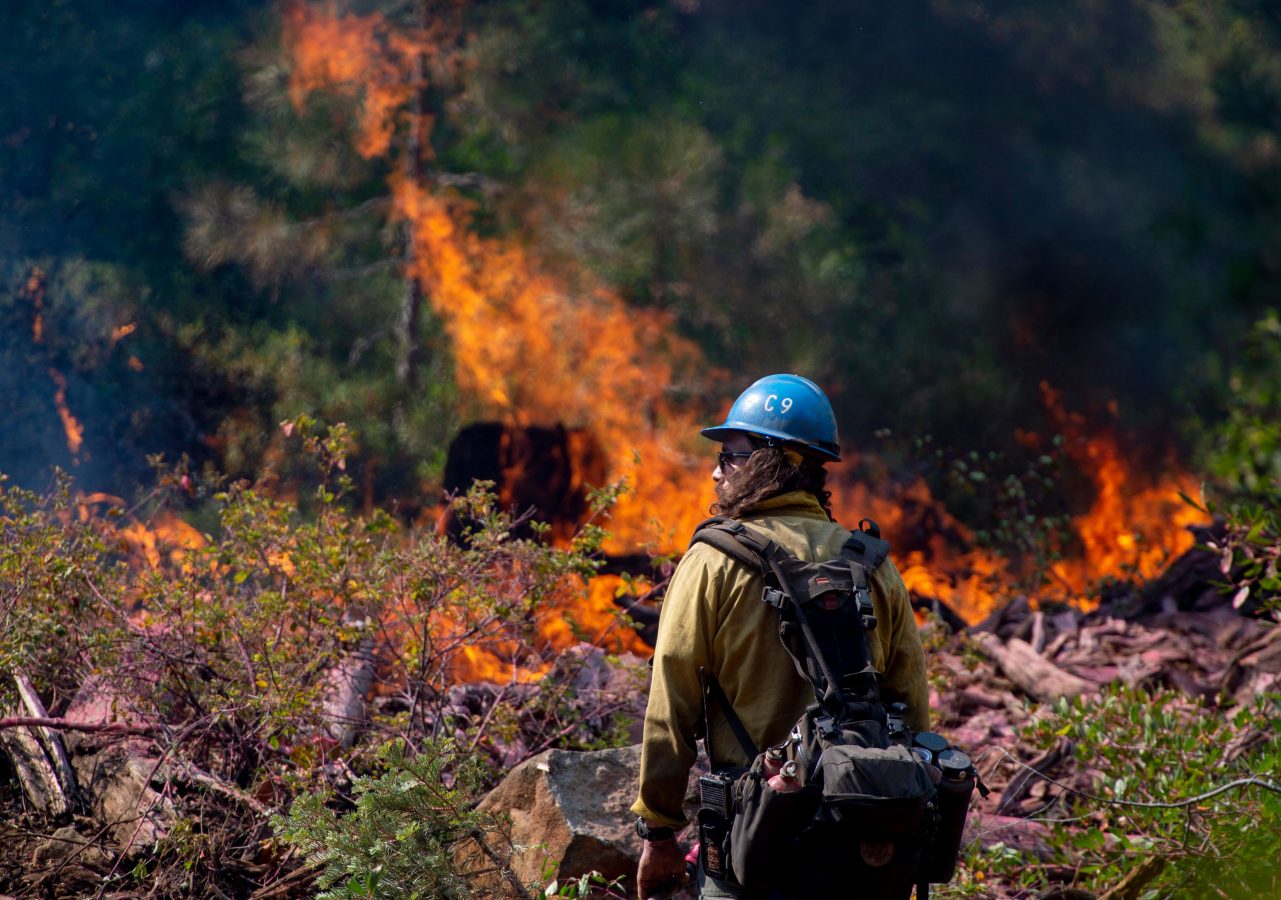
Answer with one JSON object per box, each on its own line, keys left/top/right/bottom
{"left": 635, "top": 817, "right": 675, "bottom": 842}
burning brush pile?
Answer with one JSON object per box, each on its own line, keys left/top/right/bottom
{"left": 0, "top": 411, "right": 1277, "bottom": 898}
{"left": 0, "top": 425, "right": 657, "bottom": 897}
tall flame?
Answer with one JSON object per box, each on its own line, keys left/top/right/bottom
{"left": 390, "top": 180, "right": 714, "bottom": 552}
{"left": 47, "top": 368, "right": 85, "bottom": 459}
{"left": 285, "top": 3, "right": 715, "bottom": 557}
{"left": 24, "top": 266, "right": 87, "bottom": 460}
{"left": 1040, "top": 382, "right": 1202, "bottom": 601}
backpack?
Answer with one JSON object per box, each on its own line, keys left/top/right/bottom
{"left": 689, "top": 516, "right": 976, "bottom": 898}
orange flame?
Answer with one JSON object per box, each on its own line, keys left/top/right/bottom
{"left": 1040, "top": 383, "right": 1202, "bottom": 604}
{"left": 442, "top": 573, "right": 650, "bottom": 684}
{"left": 284, "top": 3, "right": 425, "bottom": 159}
{"left": 284, "top": 4, "right": 1207, "bottom": 648}
{"left": 120, "top": 512, "right": 207, "bottom": 569}
{"left": 110, "top": 323, "right": 137, "bottom": 347}
{"left": 47, "top": 368, "right": 85, "bottom": 459}
{"left": 390, "top": 180, "right": 714, "bottom": 553}
{"left": 286, "top": 3, "right": 715, "bottom": 558}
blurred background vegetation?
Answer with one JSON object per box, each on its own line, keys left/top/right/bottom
{"left": 3, "top": 0, "right": 1280, "bottom": 513}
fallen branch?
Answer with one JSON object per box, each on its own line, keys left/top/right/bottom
{"left": 466, "top": 828, "right": 532, "bottom": 900}
{"left": 0, "top": 719, "right": 70, "bottom": 816}
{"left": 996, "top": 738, "right": 1071, "bottom": 816}
{"left": 0, "top": 715, "right": 161, "bottom": 737}
{"left": 247, "top": 859, "right": 321, "bottom": 899}
{"left": 996, "top": 747, "right": 1281, "bottom": 807}
{"left": 1099, "top": 855, "right": 1167, "bottom": 900}
{"left": 15, "top": 674, "right": 78, "bottom": 801}
{"left": 167, "top": 760, "right": 272, "bottom": 816}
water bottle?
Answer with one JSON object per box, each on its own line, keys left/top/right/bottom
{"left": 924, "top": 748, "right": 977, "bottom": 883}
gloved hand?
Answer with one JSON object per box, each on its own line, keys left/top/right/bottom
{"left": 636, "top": 837, "right": 690, "bottom": 900}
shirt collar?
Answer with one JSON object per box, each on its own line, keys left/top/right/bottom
{"left": 739, "top": 490, "right": 830, "bottom": 520}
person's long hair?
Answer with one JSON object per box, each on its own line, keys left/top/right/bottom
{"left": 712, "top": 445, "right": 833, "bottom": 519}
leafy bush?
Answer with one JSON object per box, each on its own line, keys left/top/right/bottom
{"left": 1207, "top": 312, "right": 1281, "bottom": 498}
{"left": 0, "top": 472, "right": 122, "bottom": 713}
{"left": 0, "top": 418, "right": 642, "bottom": 895}
{"left": 960, "top": 685, "right": 1281, "bottom": 898}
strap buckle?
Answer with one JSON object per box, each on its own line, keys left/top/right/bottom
{"left": 857, "top": 587, "right": 877, "bottom": 631}
{"left": 762, "top": 586, "right": 788, "bottom": 609}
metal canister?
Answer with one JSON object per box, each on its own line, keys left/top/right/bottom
{"left": 924, "top": 748, "right": 977, "bottom": 883}
{"left": 912, "top": 731, "right": 950, "bottom": 764}
{"left": 767, "top": 760, "right": 802, "bottom": 793}
{"left": 761, "top": 746, "right": 785, "bottom": 780}
{"left": 886, "top": 701, "right": 909, "bottom": 744}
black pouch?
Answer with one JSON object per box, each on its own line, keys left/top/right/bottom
{"left": 814, "top": 744, "right": 937, "bottom": 836}
{"left": 727, "top": 759, "right": 819, "bottom": 889}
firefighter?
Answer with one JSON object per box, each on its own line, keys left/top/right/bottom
{"left": 631, "top": 374, "right": 930, "bottom": 899}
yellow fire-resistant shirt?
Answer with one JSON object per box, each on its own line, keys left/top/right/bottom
{"left": 631, "top": 491, "right": 930, "bottom": 828}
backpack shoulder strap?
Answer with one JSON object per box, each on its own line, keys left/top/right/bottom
{"left": 688, "top": 516, "right": 777, "bottom": 575}
{"left": 699, "top": 667, "right": 758, "bottom": 763}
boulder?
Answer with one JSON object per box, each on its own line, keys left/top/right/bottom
{"left": 477, "top": 745, "right": 642, "bottom": 887}
{"left": 71, "top": 749, "right": 174, "bottom": 853}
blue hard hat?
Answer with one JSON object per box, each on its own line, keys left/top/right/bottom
{"left": 701, "top": 374, "right": 841, "bottom": 461}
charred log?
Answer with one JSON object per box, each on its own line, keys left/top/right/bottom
{"left": 973, "top": 633, "right": 1094, "bottom": 703}
{"left": 441, "top": 422, "right": 607, "bottom": 540}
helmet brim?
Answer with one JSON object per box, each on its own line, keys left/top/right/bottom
{"left": 700, "top": 424, "right": 841, "bottom": 461}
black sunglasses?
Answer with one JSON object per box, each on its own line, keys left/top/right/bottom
{"left": 717, "top": 450, "right": 754, "bottom": 469}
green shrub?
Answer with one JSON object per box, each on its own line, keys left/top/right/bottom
{"left": 274, "top": 739, "right": 510, "bottom": 899}
{"left": 0, "top": 419, "right": 641, "bottom": 895}
{"left": 967, "top": 685, "right": 1281, "bottom": 898}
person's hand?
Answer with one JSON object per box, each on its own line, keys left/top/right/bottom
{"left": 636, "top": 837, "right": 689, "bottom": 900}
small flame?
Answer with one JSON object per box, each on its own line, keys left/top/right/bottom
{"left": 47, "top": 368, "right": 85, "bottom": 459}
{"left": 119, "top": 512, "right": 206, "bottom": 569}
{"left": 26, "top": 266, "right": 45, "bottom": 343}
{"left": 110, "top": 323, "right": 137, "bottom": 347}
{"left": 22, "top": 265, "right": 88, "bottom": 461}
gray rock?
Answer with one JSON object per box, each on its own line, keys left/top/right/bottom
{"left": 71, "top": 749, "right": 174, "bottom": 854}
{"left": 31, "top": 824, "right": 113, "bottom": 869}
{"left": 477, "top": 745, "right": 642, "bottom": 887}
